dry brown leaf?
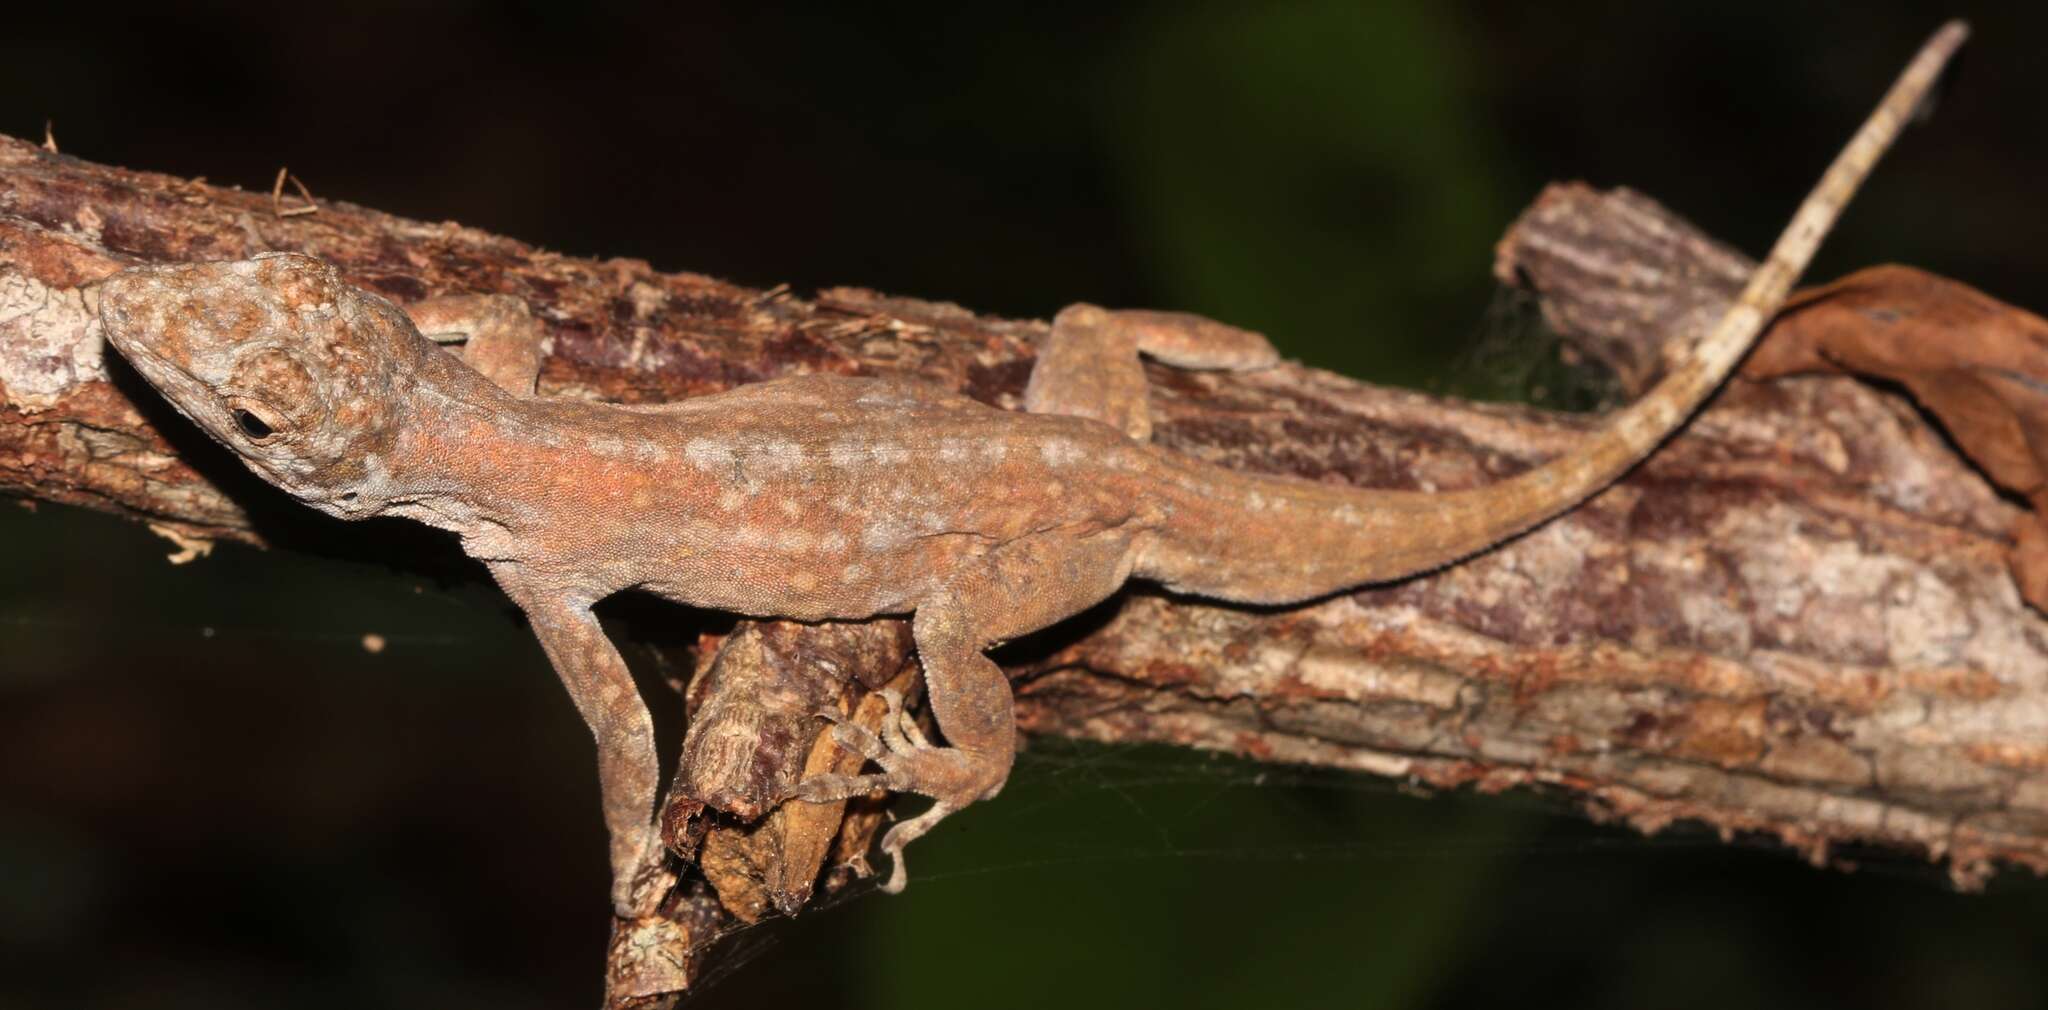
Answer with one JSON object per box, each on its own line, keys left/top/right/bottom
{"left": 1747, "top": 265, "right": 2048, "bottom": 607}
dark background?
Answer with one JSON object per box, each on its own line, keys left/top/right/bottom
{"left": 6, "top": 3, "right": 2048, "bottom": 1008}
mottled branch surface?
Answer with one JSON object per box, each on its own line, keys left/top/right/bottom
{"left": 9, "top": 137, "right": 2048, "bottom": 996}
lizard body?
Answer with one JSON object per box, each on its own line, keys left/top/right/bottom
{"left": 95, "top": 23, "right": 1965, "bottom": 915}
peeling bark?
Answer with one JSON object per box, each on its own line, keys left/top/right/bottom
{"left": 7, "top": 137, "right": 2048, "bottom": 1004}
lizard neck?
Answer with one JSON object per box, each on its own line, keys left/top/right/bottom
{"left": 366, "top": 350, "right": 717, "bottom": 565}
{"left": 368, "top": 351, "right": 554, "bottom": 547}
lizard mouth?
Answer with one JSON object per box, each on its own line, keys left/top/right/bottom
{"left": 101, "top": 315, "right": 207, "bottom": 408}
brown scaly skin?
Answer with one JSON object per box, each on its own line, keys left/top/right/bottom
{"left": 95, "top": 23, "right": 1965, "bottom": 916}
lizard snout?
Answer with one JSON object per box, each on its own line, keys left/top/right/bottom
{"left": 96, "top": 262, "right": 256, "bottom": 376}
{"left": 95, "top": 269, "right": 157, "bottom": 347}
{"left": 96, "top": 266, "right": 193, "bottom": 363}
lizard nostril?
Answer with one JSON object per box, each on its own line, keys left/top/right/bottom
{"left": 98, "top": 280, "right": 133, "bottom": 321}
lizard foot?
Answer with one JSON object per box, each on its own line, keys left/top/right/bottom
{"left": 810, "top": 688, "right": 928, "bottom": 763}
{"left": 812, "top": 705, "right": 886, "bottom": 761}
{"left": 786, "top": 688, "right": 1001, "bottom": 893}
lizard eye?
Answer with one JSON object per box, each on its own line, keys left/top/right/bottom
{"left": 234, "top": 408, "right": 273, "bottom": 440}
{"left": 224, "top": 397, "right": 285, "bottom": 444}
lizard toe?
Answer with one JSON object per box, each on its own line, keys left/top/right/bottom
{"left": 785, "top": 770, "right": 889, "bottom": 804}
{"left": 830, "top": 720, "right": 887, "bottom": 760}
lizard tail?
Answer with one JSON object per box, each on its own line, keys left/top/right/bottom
{"left": 1138, "top": 21, "right": 1968, "bottom": 605}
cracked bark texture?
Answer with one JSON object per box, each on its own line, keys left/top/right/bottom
{"left": 7, "top": 136, "right": 2048, "bottom": 1000}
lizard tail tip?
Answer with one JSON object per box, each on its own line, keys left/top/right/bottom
{"left": 1911, "top": 21, "right": 1973, "bottom": 127}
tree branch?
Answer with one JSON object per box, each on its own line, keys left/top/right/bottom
{"left": 8, "top": 137, "right": 2048, "bottom": 1004}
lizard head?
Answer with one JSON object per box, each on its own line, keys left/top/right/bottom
{"left": 98, "top": 253, "right": 430, "bottom": 518}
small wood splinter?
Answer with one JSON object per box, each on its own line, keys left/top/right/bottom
{"left": 270, "top": 166, "right": 319, "bottom": 218}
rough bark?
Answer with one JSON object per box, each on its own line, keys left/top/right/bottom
{"left": 7, "top": 137, "right": 2048, "bottom": 1003}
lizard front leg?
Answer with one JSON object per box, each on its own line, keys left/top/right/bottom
{"left": 414, "top": 300, "right": 674, "bottom": 913}
{"left": 407, "top": 294, "right": 546, "bottom": 397}
{"left": 793, "top": 532, "right": 1138, "bottom": 891}
{"left": 490, "top": 568, "right": 668, "bottom": 917}
{"left": 1025, "top": 303, "right": 1278, "bottom": 440}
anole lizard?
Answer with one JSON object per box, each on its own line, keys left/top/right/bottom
{"left": 93, "top": 23, "right": 1966, "bottom": 917}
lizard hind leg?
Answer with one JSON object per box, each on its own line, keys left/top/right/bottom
{"left": 785, "top": 613, "right": 1016, "bottom": 893}
{"left": 789, "top": 533, "right": 1139, "bottom": 892}
{"left": 1026, "top": 303, "right": 1279, "bottom": 441}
